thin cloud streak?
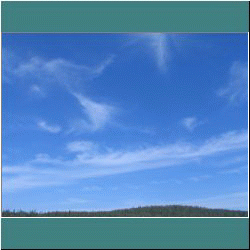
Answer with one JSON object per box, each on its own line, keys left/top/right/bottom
{"left": 150, "top": 33, "right": 169, "bottom": 71}
{"left": 11, "top": 53, "right": 117, "bottom": 133}
{"left": 2, "top": 129, "right": 248, "bottom": 192}
{"left": 217, "top": 61, "right": 248, "bottom": 104}
{"left": 181, "top": 116, "right": 206, "bottom": 132}
{"left": 14, "top": 55, "right": 115, "bottom": 90}
{"left": 30, "top": 85, "right": 46, "bottom": 97}
{"left": 71, "top": 93, "right": 116, "bottom": 132}
{"left": 37, "top": 120, "right": 61, "bottom": 133}
{"left": 4, "top": 51, "right": 152, "bottom": 135}
{"left": 128, "top": 33, "right": 170, "bottom": 71}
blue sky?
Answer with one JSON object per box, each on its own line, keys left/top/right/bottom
{"left": 2, "top": 33, "right": 248, "bottom": 212}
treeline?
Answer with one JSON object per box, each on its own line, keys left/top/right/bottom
{"left": 2, "top": 205, "right": 248, "bottom": 217}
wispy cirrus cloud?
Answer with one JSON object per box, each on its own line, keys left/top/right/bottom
{"left": 94, "top": 55, "right": 116, "bottom": 74}
{"left": 2, "top": 48, "right": 21, "bottom": 84}
{"left": 126, "top": 33, "right": 170, "bottom": 72}
{"left": 2, "top": 175, "right": 66, "bottom": 191}
{"left": 217, "top": 61, "right": 248, "bottom": 104}
{"left": 37, "top": 120, "right": 62, "bottom": 133}
{"left": 2, "top": 129, "right": 248, "bottom": 192}
{"left": 181, "top": 116, "right": 206, "bottom": 132}
{"left": 14, "top": 55, "right": 115, "bottom": 90}
{"left": 147, "top": 33, "right": 169, "bottom": 71}
{"left": 6, "top": 51, "right": 115, "bottom": 101}
{"left": 5, "top": 51, "right": 117, "bottom": 133}
{"left": 70, "top": 93, "right": 117, "bottom": 132}
{"left": 29, "top": 84, "right": 46, "bottom": 97}
{"left": 3, "top": 47, "right": 158, "bottom": 136}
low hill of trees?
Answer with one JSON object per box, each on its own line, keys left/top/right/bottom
{"left": 2, "top": 205, "right": 248, "bottom": 217}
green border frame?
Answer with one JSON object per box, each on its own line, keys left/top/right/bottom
{"left": 1, "top": 218, "right": 249, "bottom": 249}
{"left": 1, "top": 1, "right": 249, "bottom": 249}
{"left": 1, "top": 1, "right": 249, "bottom": 32}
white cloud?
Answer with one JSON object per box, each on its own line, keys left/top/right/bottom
{"left": 2, "top": 48, "right": 21, "bottom": 84}
{"left": 37, "top": 120, "right": 61, "bottom": 133}
{"left": 217, "top": 61, "right": 248, "bottom": 104}
{"left": 197, "top": 130, "right": 248, "bottom": 156}
{"left": 6, "top": 50, "right": 152, "bottom": 135}
{"left": 94, "top": 54, "right": 115, "bottom": 74}
{"left": 71, "top": 93, "right": 116, "bottom": 132}
{"left": 127, "top": 33, "right": 169, "bottom": 71}
{"left": 149, "top": 33, "right": 169, "bottom": 71}
{"left": 181, "top": 116, "right": 206, "bottom": 132}
{"left": 143, "top": 33, "right": 169, "bottom": 71}
{"left": 3, "top": 175, "right": 66, "bottom": 192}
{"left": 9, "top": 54, "right": 118, "bottom": 133}
{"left": 14, "top": 55, "right": 114, "bottom": 91}
{"left": 30, "top": 84, "right": 41, "bottom": 92}
{"left": 30, "top": 85, "right": 45, "bottom": 97}
{"left": 2, "top": 129, "right": 248, "bottom": 192}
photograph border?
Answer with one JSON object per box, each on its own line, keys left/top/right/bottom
{"left": 1, "top": 1, "right": 249, "bottom": 249}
